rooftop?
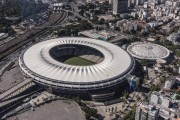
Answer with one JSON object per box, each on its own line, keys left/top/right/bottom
{"left": 127, "top": 42, "right": 170, "bottom": 60}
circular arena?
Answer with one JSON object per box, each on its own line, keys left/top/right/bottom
{"left": 127, "top": 42, "right": 170, "bottom": 60}
{"left": 19, "top": 37, "right": 135, "bottom": 100}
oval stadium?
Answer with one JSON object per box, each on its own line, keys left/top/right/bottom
{"left": 19, "top": 37, "right": 135, "bottom": 101}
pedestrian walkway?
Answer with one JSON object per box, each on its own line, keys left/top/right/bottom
{"left": 0, "top": 79, "right": 34, "bottom": 101}
{"left": 0, "top": 60, "right": 15, "bottom": 76}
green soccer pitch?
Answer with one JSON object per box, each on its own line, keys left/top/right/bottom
{"left": 64, "top": 57, "right": 95, "bottom": 66}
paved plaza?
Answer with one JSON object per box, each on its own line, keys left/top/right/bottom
{"left": 8, "top": 100, "right": 85, "bottom": 120}
{"left": 0, "top": 61, "right": 24, "bottom": 92}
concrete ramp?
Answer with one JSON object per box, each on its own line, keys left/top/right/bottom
{"left": 0, "top": 79, "right": 34, "bottom": 101}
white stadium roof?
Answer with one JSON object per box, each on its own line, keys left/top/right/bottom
{"left": 127, "top": 42, "right": 170, "bottom": 60}
{"left": 19, "top": 37, "right": 135, "bottom": 89}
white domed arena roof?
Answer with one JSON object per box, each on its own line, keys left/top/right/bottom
{"left": 127, "top": 42, "right": 170, "bottom": 60}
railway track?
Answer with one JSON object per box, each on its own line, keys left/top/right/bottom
{"left": 35, "top": 11, "right": 68, "bottom": 39}
{"left": 0, "top": 11, "right": 68, "bottom": 60}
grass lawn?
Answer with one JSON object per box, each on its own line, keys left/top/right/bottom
{"left": 64, "top": 57, "right": 95, "bottom": 66}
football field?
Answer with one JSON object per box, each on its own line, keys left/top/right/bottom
{"left": 64, "top": 57, "right": 95, "bottom": 66}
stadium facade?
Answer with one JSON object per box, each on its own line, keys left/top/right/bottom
{"left": 19, "top": 37, "right": 135, "bottom": 101}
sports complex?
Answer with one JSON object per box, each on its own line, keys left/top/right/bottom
{"left": 127, "top": 42, "right": 170, "bottom": 61}
{"left": 19, "top": 37, "right": 135, "bottom": 101}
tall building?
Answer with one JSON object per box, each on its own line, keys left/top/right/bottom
{"left": 109, "top": 0, "right": 113, "bottom": 4}
{"left": 136, "top": 0, "right": 145, "bottom": 5}
{"left": 138, "top": 92, "right": 180, "bottom": 120}
{"left": 1, "top": 0, "right": 6, "bottom": 4}
{"left": 150, "top": 91, "right": 171, "bottom": 108}
{"left": 135, "top": 103, "right": 159, "bottom": 120}
{"left": 128, "top": 0, "right": 145, "bottom": 7}
{"left": 162, "top": 97, "right": 170, "bottom": 107}
{"left": 127, "top": 75, "right": 140, "bottom": 92}
{"left": 150, "top": 92, "right": 159, "bottom": 104}
{"left": 86, "top": 0, "right": 95, "bottom": 3}
{"left": 164, "top": 78, "right": 176, "bottom": 90}
{"left": 113, "top": 0, "right": 128, "bottom": 14}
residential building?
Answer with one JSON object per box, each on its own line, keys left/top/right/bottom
{"left": 113, "top": 0, "right": 128, "bottom": 14}
{"left": 164, "top": 78, "right": 176, "bottom": 90}
{"left": 150, "top": 92, "right": 159, "bottom": 104}
{"left": 1, "top": 0, "right": 6, "bottom": 4}
{"left": 135, "top": 103, "right": 159, "bottom": 120}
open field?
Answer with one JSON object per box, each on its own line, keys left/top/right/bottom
{"left": 64, "top": 56, "right": 95, "bottom": 66}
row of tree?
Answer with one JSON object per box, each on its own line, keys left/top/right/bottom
{"left": 55, "top": 20, "right": 93, "bottom": 37}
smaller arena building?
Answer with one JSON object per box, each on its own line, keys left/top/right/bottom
{"left": 127, "top": 42, "right": 170, "bottom": 61}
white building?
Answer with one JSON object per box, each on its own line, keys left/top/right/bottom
{"left": 150, "top": 91, "right": 171, "bottom": 108}
{"left": 109, "top": 0, "right": 113, "bottom": 4}
{"left": 53, "top": 3, "right": 63, "bottom": 12}
{"left": 135, "top": 103, "right": 159, "bottom": 120}
{"left": 164, "top": 78, "right": 176, "bottom": 90}
{"left": 167, "top": 33, "right": 180, "bottom": 44}
{"left": 1, "top": 0, "right": 6, "bottom": 4}
{"left": 148, "top": 22, "right": 159, "bottom": 28}
{"left": 117, "top": 20, "right": 138, "bottom": 32}
{"left": 147, "top": 92, "right": 180, "bottom": 119}
{"left": 0, "top": 33, "right": 8, "bottom": 40}
{"left": 150, "top": 92, "right": 159, "bottom": 104}
{"left": 161, "top": 97, "right": 171, "bottom": 108}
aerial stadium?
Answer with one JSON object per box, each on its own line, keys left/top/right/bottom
{"left": 19, "top": 37, "right": 135, "bottom": 101}
{"left": 127, "top": 42, "right": 170, "bottom": 61}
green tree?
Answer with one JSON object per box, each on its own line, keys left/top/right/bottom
{"left": 123, "top": 107, "right": 136, "bottom": 120}
{"left": 159, "top": 77, "right": 166, "bottom": 83}
{"left": 81, "top": 106, "right": 98, "bottom": 119}
{"left": 98, "top": 18, "right": 105, "bottom": 25}
{"left": 175, "top": 95, "right": 180, "bottom": 100}
{"left": 111, "top": 107, "right": 114, "bottom": 112}
{"left": 136, "top": 95, "right": 141, "bottom": 101}
{"left": 151, "top": 84, "right": 160, "bottom": 91}
{"left": 141, "top": 59, "right": 148, "bottom": 66}
{"left": 123, "top": 90, "right": 129, "bottom": 99}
